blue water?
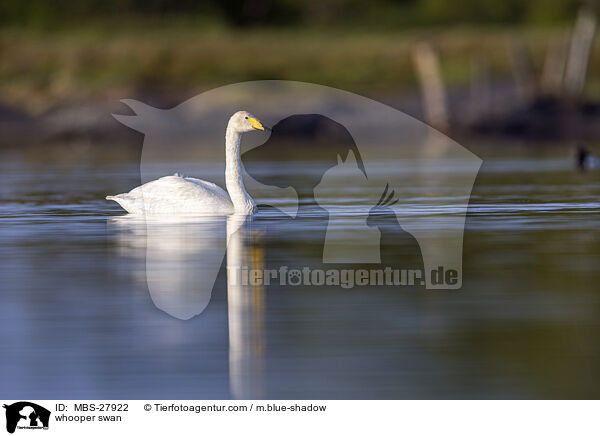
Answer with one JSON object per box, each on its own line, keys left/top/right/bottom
{"left": 1, "top": 156, "right": 599, "bottom": 399}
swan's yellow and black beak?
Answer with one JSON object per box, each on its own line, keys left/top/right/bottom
{"left": 248, "top": 117, "right": 265, "bottom": 131}
{"left": 248, "top": 117, "right": 271, "bottom": 131}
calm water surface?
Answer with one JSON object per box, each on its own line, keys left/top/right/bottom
{"left": 1, "top": 152, "right": 599, "bottom": 399}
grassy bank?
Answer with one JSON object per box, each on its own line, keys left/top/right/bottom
{"left": 1, "top": 25, "right": 598, "bottom": 112}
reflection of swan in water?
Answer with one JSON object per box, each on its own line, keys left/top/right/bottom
{"left": 106, "top": 111, "right": 266, "bottom": 215}
{"left": 226, "top": 215, "right": 265, "bottom": 399}
{"left": 110, "top": 214, "right": 228, "bottom": 320}
{"left": 108, "top": 214, "right": 266, "bottom": 398}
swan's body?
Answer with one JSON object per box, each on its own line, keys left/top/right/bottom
{"left": 107, "top": 175, "right": 235, "bottom": 214}
{"left": 107, "top": 111, "right": 265, "bottom": 215}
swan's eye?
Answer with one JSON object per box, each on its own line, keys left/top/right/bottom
{"left": 245, "top": 116, "right": 248, "bottom": 119}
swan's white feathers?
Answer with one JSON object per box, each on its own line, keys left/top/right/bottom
{"left": 107, "top": 174, "right": 233, "bottom": 215}
{"left": 107, "top": 110, "right": 261, "bottom": 215}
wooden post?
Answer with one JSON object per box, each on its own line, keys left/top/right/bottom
{"left": 412, "top": 42, "right": 450, "bottom": 133}
{"left": 541, "top": 32, "right": 569, "bottom": 95}
{"left": 468, "top": 57, "right": 492, "bottom": 122}
{"left": 509, "top": 37, "right": 537, "bottom": 102}
{"left": 564, "top": 8, "right": 597, "bottom": 97}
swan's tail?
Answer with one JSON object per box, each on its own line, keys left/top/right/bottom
{"left": 106, "top": 194, "right": 123, "bottom": 203}
{"left": 106, "top": 194, "right": 139, "bottom": 213}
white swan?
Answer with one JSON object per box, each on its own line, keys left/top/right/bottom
{"left": 106, "top": 111, "right": 266, "bottom": 215}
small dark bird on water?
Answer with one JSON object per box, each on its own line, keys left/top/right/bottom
{"left": 576, "top": 145, "right": 599, "bottom": 171}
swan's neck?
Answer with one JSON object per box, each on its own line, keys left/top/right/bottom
{"left": 225, "top": 125, "right": 256, "bottom": 214}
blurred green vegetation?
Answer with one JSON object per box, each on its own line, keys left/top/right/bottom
{"left": 1, "top": 0, "right": 599, "bottom": 110}
{"left": 0, "top": 27, "right": 515, "bottom": 108}
{"left": 2, "top": 26, "right": 592, "bottom": 109}
{"left": 0, "top": 0, "right": 587, "bottom": 30}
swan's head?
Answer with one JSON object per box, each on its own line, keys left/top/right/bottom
{"left": 229, "top": 111, "right": 267, "bottom": 133}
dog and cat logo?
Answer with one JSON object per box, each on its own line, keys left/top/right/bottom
{"left": 3, "top": 402, "right": 50, "bottom": 433}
